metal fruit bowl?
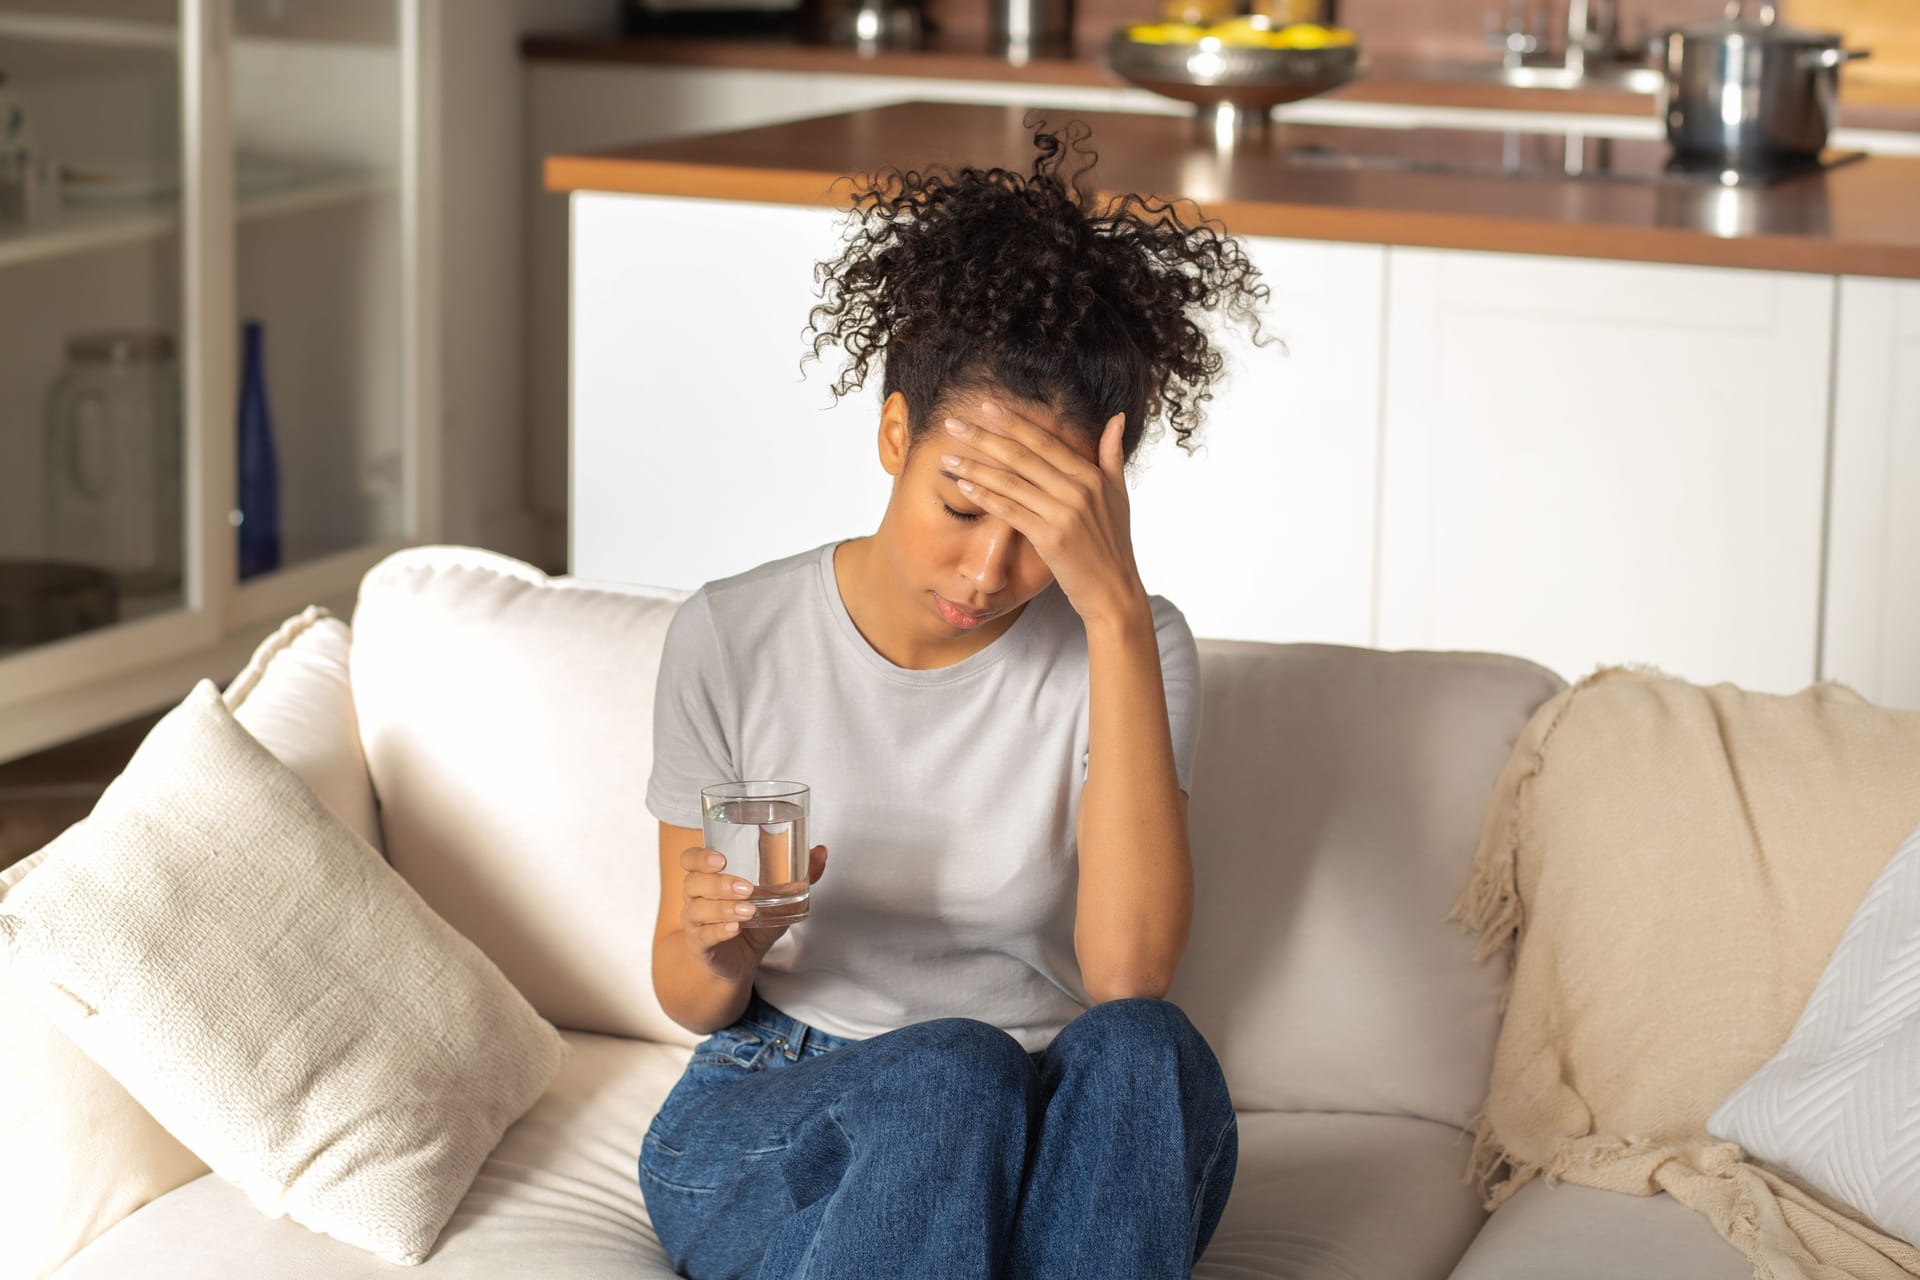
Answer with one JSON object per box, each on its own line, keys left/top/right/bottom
{"left": 1106, "top": 27, "right": 1364, "bottom": 127}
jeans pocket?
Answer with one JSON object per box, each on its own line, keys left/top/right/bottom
{"left": 689, "top": 1026, "right": 770, "bottom": 1071}
{"left": 641, "top": 1125, "right": 724, "bottom": 1194}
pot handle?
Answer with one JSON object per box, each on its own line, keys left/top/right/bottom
{"left": 1800, "top": 46, "right": 1872, "bottom": 69}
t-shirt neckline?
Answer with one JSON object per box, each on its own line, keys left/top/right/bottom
{"left": 816, "top": 539, "right": 1051, "bottom": 686}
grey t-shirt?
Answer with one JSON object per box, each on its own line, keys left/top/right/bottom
{"left": 646, "top": 537, "right": 1201, "bottom": 1052}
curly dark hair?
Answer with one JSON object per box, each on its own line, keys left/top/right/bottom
{"left": 799, "top": 111, "right": 1280, "bottom": 469}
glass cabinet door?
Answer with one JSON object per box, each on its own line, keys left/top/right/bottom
{"left": 0, "top": 0, "right": 189, "bottom": 658}
{"left": 228, "top": 0, "right": 406, "bottom": 581}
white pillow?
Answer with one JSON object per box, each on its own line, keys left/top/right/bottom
{"left": 0, "top": 678, "right": 566, "bottom": 1266}
{"left": 1708, "top": 817, "right": 1920, "bottom": 1249}
{"left": 0, "top": 606, "right": 382, "bottom": 1279}
{"left": 349, "top": 544, "right": 698, "bottom": 1045}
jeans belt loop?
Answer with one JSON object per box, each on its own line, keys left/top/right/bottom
{"left": 786, "top": 1022, "right": 809, "bottom": 1060}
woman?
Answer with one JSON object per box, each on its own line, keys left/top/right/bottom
{"left": 640, "top": 113, "right": 1275, "bottom": 1280}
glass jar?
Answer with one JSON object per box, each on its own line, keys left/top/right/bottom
{"left": 42, "top": 332, "right": 184, "bottom": 597}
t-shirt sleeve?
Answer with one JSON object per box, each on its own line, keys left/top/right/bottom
{"left": 1153, "top": 597, "right": 1202, "bottom": 795}
{"left": 1079, "top": 596, "right": 1202, "bottom": 795}
{"left": 645, "top": 589, "right": 737, "bottom": 829}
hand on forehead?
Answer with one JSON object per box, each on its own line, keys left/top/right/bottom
{"left": 949, "top": 389, "right": 1100, "bottom": 464}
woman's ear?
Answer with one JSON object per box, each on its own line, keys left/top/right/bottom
{"left": 878, "top": 392, "right": 912, "bottom": 478}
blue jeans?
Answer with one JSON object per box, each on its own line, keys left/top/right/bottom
{"left": 638, "top": 988, "right": 1238, "bottom": 1280}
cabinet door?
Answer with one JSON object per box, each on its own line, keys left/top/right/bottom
{"left": 1377, "top": 248, "right": 1834, "bottom": 693}
{"left": 225, "top": 0, "right": 426, "bottom": 625}
{"left": 1823, "top": 277, "right": 1920, "bottom": 710}
{"left": 1127, "top": 237, "right": 1383, "bottom": 646}
{"left": 0, "top": 2, "right": 219, "bottom": 697}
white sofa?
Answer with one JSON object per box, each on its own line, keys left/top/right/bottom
{"left": 34, "top": 546, "right": 1764, "bottom": 1279}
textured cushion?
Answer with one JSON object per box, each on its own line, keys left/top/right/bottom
{"left": 0, "top": 679, "right": 566, "bottom": 1266}
{"left": 0, "top": 607, "right": 378, "bottom": 1278}
{"left": 348, "top": 545, "right": 698, "bottom": 1045}
{"left": 1169, "top": 640, "right": 1563, "bottom": 1122}
{"left": 1708, "top": 817, "right": 1920, "bottom": 1250}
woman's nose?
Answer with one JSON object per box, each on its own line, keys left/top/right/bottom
{"left": 959, "top": 527, "right": 1015, "bottom": 595}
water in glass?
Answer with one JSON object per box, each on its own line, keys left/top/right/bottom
{"left": 703, "top": 797, "right": 809, "bottom": 926}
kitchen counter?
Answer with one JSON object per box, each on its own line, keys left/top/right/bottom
{"left": 522, "top": 31, "right": 1920, "bottom": 134}
{"left": 543, "top": 99, "right": 1920, "bottom": 279}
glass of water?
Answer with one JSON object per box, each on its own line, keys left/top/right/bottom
{"left": 700, "top": 781, "right": 810, "bottom": 927}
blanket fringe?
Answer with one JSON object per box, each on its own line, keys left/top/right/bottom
{"left": 1460, "top": 1102, "right": 1539, "bottom": 1211}
{"left": 1448, "top": 664, "right": 1673, "bottom": 975}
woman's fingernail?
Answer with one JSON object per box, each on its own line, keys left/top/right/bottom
{"left": 945, "top": 418, "right": 965, "bottom": 435}
{"left": 733, "top": 881, "right": 753, "bottom": 896}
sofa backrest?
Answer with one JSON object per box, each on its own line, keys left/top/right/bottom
{"left": 1169, "top": 640, "right": 1562, "bottom": 1125}
{"left": 348, "top": 547, "right": 1563, "bottom": 1125}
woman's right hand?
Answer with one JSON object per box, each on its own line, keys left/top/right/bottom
{"left": 678, "top": 842, "right": 828, "bottom": 985}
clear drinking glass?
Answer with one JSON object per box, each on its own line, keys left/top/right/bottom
{"left": 700, "top": 781, "right": 810, "bottom": 928}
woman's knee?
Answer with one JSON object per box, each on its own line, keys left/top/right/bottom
{"left": 1059, "top": 996, "right": 1204, "bottom": 1057}
{"left": 863, "top": 1016, "right": 1039, "bottom": 1113}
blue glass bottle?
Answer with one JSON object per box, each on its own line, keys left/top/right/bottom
{"left": 236, "top": 319, "right": 280, "bottom": 580}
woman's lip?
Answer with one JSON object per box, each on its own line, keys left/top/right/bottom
{"left": 934, "top": 592, "right": 991, "bottom": 623}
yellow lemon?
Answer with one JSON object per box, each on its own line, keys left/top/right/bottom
{"left": 1125, "top": 20, "right": 1205, "bottom": 42}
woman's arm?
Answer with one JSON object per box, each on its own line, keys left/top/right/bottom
{"left": 1074, "top": 592, "right": 1193, "bottom": 1003}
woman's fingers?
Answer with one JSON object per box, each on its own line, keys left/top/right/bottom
{"left": 679, "top": 845, "right": 760, "bottom": 904}
{"left": 808, "top": 844, "right": 828, "bottom": 885}
{"left": 685, "top": 895, "right": 758, "bottom": 927}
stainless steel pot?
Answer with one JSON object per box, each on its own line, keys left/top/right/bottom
{"left": 1659, "top": 0, "right": 1869, "bottom": 166}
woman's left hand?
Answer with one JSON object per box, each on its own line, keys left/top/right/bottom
{"left": 938, "top": 396, "right": 1149, "bottom": 630}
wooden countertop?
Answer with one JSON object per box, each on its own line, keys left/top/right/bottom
{"left": 522, "top": 31, "right": 1920, "bottom": 133}
{"left": 544, "top": 100, "right": 1920, "bottom": 279}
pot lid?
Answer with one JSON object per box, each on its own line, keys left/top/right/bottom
{"left": 1674, "top": 0, "right": 1838, "bottom": 45}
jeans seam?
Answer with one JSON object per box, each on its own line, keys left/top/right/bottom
{"left": 1188, "top": 1112, "right": 1236, "bottom": 1233}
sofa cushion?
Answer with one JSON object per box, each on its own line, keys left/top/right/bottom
{"left": 0, "top": 607, "right": 376, "bottom": 1278}
{"left": 0, "top": 679, "right": 566, "bottom": 1266}
{"left": 1445, "top": 1180, "right": 1753, "bottom": 1280}
{"left": 55, "top": 1046, "right": 1479, "bottom": 1280}
{"left": 1194, "top": 1111, "right": 1489, "bottom": 1280}
{"left": 53, "top": 1032, "right": 695, "bottom": 1280}
{"left": 224, "top": 605, "right": 383, "bottom": 853}
{"left": 348, "top": 545, "right": 698, "bottom": 1045}
{"left": 1170, "top": 640, "right": 1563, "bottom": 1123}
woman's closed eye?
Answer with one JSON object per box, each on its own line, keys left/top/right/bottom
{"left": 940, "top": 502, "right": 983, "bottom": 523}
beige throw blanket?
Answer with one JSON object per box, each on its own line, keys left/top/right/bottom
{"left": 1451, "top": 665, "right": 1920, "bottom": 1280}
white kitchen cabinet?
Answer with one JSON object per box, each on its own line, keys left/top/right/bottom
{"left": 569, "top": 190, "right": 1384, "bottom": 651}
{"left": 525, "top": 62, "right": 1140, "bottom": 550}
{"left": 1126, "top": 237, "right": 1384, "bottom": 647}
{"left": 569, "top": 193, "right": 894, "bottom": 589}
{"left": 1822, "top": 277, "right": 1920, "bottom": 711}
{"left": 1376, "top": 247, "right": 1835, "bottom": 693}
{"left": 0, "top": 0, "right": 442, "bottom": 763}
